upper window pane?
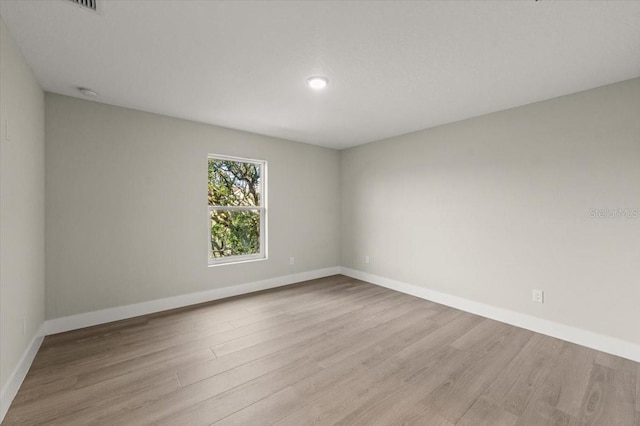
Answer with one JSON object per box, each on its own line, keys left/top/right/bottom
{"left": 208, "top": 159, "right": 262, "bottom": 207}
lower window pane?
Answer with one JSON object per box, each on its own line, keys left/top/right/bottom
{"left": 210, "top": 209, "right": 261, "bottom": 259}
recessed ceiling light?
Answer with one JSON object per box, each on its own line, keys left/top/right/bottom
{"left": 307, "top": 76, "right": 328, "bottom": 90}
{"left": 78, "top": 87, "right": 98, "bottom": 97}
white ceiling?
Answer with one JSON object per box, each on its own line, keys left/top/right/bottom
{"left": 1, "top": 1, "right": 639, "bottom": 149}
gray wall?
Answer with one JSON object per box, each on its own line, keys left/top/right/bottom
{"left": 341, "top": 78, "right": 640, "bottom": 346}
{"left": 45, "top": 94, "right": 340, "bottom": 319}
{"left": 0, "top": 17, "right": 45, "bottom": 395}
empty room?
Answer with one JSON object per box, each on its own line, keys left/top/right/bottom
{"left": 0, "top": 1, "right": 639, "bottom": 425}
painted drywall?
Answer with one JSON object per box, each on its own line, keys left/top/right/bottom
{"left": 0, "top": 15, "right": 45, "bottom": 401}
{"left": 341, "top": 78, "right": 640, "bottom": 346}
{"left": 45, "top": 94, "right": 340, "bottom": 319}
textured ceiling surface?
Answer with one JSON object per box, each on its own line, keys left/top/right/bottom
{"left": 1, "top": 0, "right": 639, "bottom": 149}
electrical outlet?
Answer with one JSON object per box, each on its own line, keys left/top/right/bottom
{"left": 532, "top": 289, "right": 544, "bottom": 304}
{"left": 365, "top": 255, "right": 370, "bottom": 264}
{"left": 289, "top": 257, "right": 295, "bottom": 265}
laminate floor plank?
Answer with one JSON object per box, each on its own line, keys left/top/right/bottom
{"left": 481, "top": 332, "right": 564, "bottom": 416}
{"left": 177, "top": 292, "right": 426, "bottom": 388}
{"left": 406, "top": 325, "right": 534, "bottom": 425}
{"left": 227, "top": 282, "right": 400, "bottom": 329}
{"left": 328, "top": 349, "right": 472, "bottom": 426}
{"left": 456, "top": 397, "right": 519, "bottom": 426}
{"left": 3, "top": 275, "right": 637, "bottom": 426}
{"left": 272, "top": 313, "right": 482, "bottom": 426}
{"left": 21, "top": 322, "right": 229, "bottom": 388}
{"left": 515, "top": 342, "right": 596, "bottom": 426}
{"left": 159, "top": 356, "right": 322, "bottom": 426}
{"left": 47, "top": 375, "right": 182, "bottom": 426}
{"left": 212, "top": 306, "right": 450, "bottom": 426}
{"left": 6, "top": 349, "right": 214, "bottom": 423}
{"left": 209, "top": 285, "right": 395, "bottom": 357}
{"left": 24, "top": 281, "right": 380, "bottom": 390}
{"left": 138, "top": 288, "right": 412, "bottom": 425}
{"left": 109, "top": 355, "right": 321, "bottom": 426}
{"left": 271, "top": 349, "right": 458, "bottom": 426}
{"left": 575, "top": 364, "right": 635, "bottom": 426}
{"left": 235, "top": 278, "right": 367, "bottom": 315}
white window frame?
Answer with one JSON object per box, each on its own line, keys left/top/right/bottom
{"left": 208, "top": 154, "right": 267, "bottom": 266}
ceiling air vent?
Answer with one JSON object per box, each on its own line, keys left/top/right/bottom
{"left": 67, "top": 0, "right": 98, "bottom": 12}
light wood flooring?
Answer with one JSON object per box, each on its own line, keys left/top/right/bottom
{"left": 3, "top": 275, "right": 638, "bottom": 425}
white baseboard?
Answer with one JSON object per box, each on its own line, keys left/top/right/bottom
{"left": 0, "top": 323, "right": 45, "bottom": 422}
{"left": 340, "top": 267, "right": 640, "bottom": 362}
{"left": 45, "top": 267, "right": 341, "bottom": 335}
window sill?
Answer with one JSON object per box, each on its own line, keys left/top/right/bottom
{"left": 208, "top": 256, "right": 267, "bottom": 267}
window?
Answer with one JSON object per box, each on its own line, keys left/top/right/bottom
{"left": 208, "top": 155, "right": 266, "bottom": 265}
